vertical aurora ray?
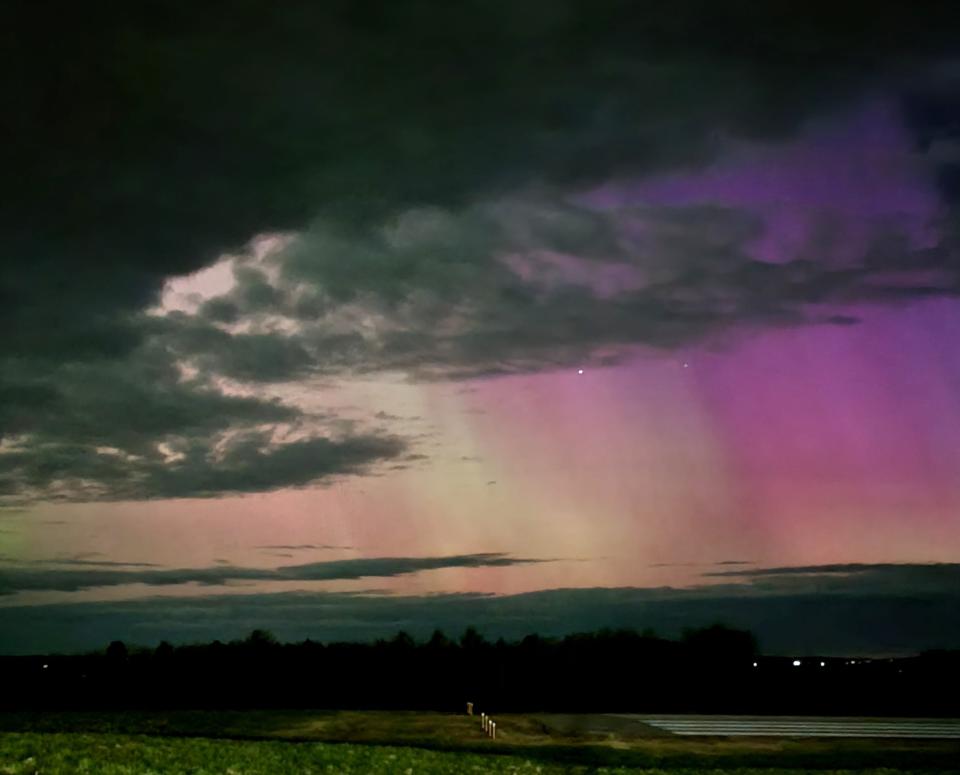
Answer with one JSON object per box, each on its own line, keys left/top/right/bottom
{"left": 695, "top": 299, "right": 960, "bottom": 564}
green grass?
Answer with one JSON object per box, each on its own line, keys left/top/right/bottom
{"left": 1, "top": 731, "right": 957, "bottom": 775}
{"left": 1, "top": 712, "right": 957, "bottom": 773}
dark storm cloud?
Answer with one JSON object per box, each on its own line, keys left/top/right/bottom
{"left": 0, "top": 343, "right": 297, "bottom": 445}
{"left": 1, "top": 562, "right": 957, "bottom": 655}
{"left": 0, "top": 425, "right": 405, "bottom": 503}
{"left": 902, "top": 63, "right": 960, "bottom": 202}
{"left": 155, "top": 196, "right": 960, "bottom": 382}
{"left": 155, "top": 314, "right": 318, "bottom": 383}
{"left": 4, "top": 0, "right": 957, "bottom": 362}
{"left": 0, "top": 334, "right": 407, "bottom": 502}
{"left": 0, "top": 553, "right": 546, "bottom": 595}
{"left": 130, "top": 431, "right": 405, "bottom": 500}
{"left": 703, "top": 562, "right": 960, "bottom": 595}
{"left": 4, "top": 1, "right": 960, "bottom": 502}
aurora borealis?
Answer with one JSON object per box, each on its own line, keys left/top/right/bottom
{"left": 2, "top": 1, "right": 959, "bottom": 655}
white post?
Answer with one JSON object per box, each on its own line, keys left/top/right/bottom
{"left": 491, "top": 720, "right": 496, "bottom": 740}
{"left": 481, "top": 712, "right": 486, "bottom": 731}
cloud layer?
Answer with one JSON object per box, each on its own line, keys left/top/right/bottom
{"left": 0, "top": 343, "right": 407, "bottom": 502}
{"left": 1, "top": 563, "right": 956, "bottom": 656}
{"left": 3, "top": 2, "right": 960, "bottom": 504}
{"left": 155, "top": 192, "right": 960, "bottom": 383}
{"left": 0, "top": 553, "right": 546, "bottom": 595}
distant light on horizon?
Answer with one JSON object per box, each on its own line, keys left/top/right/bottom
{"left": 793, "top": 659, "right": 801, "bottom": 667}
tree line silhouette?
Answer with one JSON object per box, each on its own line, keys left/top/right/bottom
{"left": 2, "top": 624, "right": 958, "bottom": 716}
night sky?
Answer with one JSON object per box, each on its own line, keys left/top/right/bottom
{"left": 2, "top": 1, "right": 960, "bottom": 655}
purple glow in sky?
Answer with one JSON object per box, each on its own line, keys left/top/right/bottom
{"left": 3, "top": 3, "right": 960, "bottom": 655}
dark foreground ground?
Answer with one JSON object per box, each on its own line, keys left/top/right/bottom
{"left": 1, "top": 710, "right": 959, "bottom": 773}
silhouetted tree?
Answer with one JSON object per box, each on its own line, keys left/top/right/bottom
{"left": 106, "top": 640, "right": 128, "bottom": 663}
{"left": 246, "top": 629, "right": 278, "bottom": 649}
{"left": 459, "top": 626, "right": 487, "bottom": 650}
{"left": 683, "top": 623, "right": 758, "bottom": 663}
{"left": 5, "top": 624, "right": 950, "bottom": 716}
{"left": 427, "top": 629, "right": 452, "bottom": 649}
{"left": 391, "top": 631, "right": 415, "bottom": 650}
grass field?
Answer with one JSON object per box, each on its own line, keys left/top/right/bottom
{"left": 0, "top": 711, "right": 957, "bottom": 774}
{"left": 2, "top": 732, "right": 959, "bottom": 775}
